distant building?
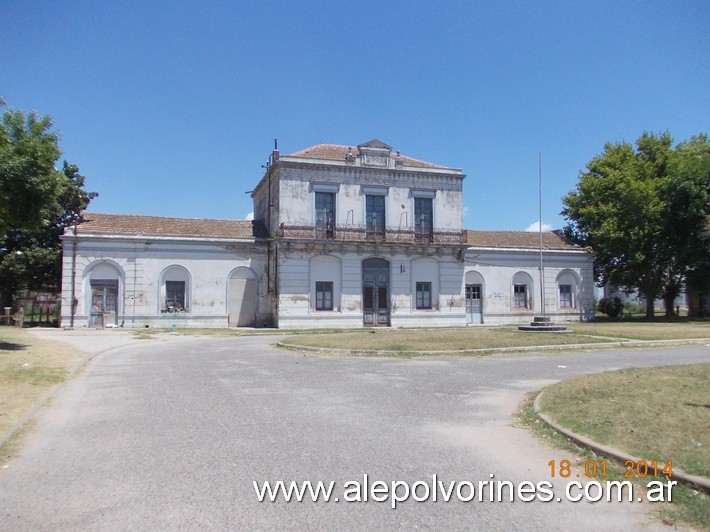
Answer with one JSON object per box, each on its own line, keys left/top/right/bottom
{"left": 60, "top": 139, "right": 594, "bottom": 328}
{"left": 603, "top": 285, "right": 687, "bottom": 314}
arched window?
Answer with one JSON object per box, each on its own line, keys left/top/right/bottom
{"left": 512, "top": 272, "right": 534, "bottom": 311}
{"left": 160, "top": 266, "right": 191, "bottom": 313}
{"left": 557, "top": 270, "right": 580, "bottom": 310}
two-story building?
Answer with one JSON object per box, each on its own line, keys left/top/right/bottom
{"left": 251, "top": 139, "right": 468, "bottom": 328}
{"left": 60, "top": 139, "right": 595, "bottom": 328}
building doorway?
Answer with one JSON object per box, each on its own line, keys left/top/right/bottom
{"left": 362, "top": 258, "right": 390, "bottom": 326}
{"left": 465, "top": 270, "right": 484, "bottom": 324}
{"left": 228, "top": 267, "right": 258, "bottom": 327}
{"left": 90, "top": 280, "right": 118, "bottom": 326}
{"left": 465, "top": 284, "right": 482, "bottom": 324}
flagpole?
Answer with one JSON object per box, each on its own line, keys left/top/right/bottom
{"left": 539, "top": 152, "right": 544, "bottom": 316}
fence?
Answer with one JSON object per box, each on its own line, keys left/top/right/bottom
{"left": 11, "top": 292, "right": 61, "bottom": 327}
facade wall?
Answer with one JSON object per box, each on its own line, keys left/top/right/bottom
{"left": 60, "top": 234, "right": 268, "bottom": 328}
{"left": 463, "top": 249, "right": 595, "bottom": 324}
{"left": 275, "top": 247, "right": 466, "bottom": 329}
{"left": 61, "top": 142, "right": 596, "bottom": 330}
{"left": 263, "top": 163, "right": 464, "bottom": 233}
{"left": 273, "top": 246, "right": 594, "bottom": 329}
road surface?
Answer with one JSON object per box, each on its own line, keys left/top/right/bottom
{"left": 1, "top": 333, "right": 707, "bottom": 530}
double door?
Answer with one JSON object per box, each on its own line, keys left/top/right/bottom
{"left": 90, "top": 280, "right": 118, "bottom": 326}
{"left": 363, "top": 263, "right": 389, "bottom": 326}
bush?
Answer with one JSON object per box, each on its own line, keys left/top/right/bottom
{"left": 597, "top": 297, "right": 624, "bottom": 318}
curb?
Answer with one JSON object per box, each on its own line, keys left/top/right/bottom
{"left": 277, "top": 337, "right": 710, "bottom": 357}
{"left": 533, "top": 390, "right": 710, "bottom": 493}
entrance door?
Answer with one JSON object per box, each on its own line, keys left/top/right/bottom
{"left": 228, "top": 268, "right": 258, "bottom": 327}
{"left": 362, "top": 258, "right": 390, "bottom": 326}
{"left": 90, "top": 280, "right": 118, "bottom": 326}
{"left": 466, "top": 284, "right": 482, "bottom": 324}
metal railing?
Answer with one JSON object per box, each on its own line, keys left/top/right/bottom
{"left": 280, "top": 223, "right": 463, "bottom": 245}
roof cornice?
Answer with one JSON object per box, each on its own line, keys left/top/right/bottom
{"left": 275, "top": 156, "right": 465, "bottom": 179}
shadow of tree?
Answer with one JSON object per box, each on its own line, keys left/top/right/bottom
{"left": 0, "top": 341, "right": 27, "bottom": 351}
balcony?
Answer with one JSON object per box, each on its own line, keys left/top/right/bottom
{"left": 280, "top": 223, "right": 463, "bottom": 245}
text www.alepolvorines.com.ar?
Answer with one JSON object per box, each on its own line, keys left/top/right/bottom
{"left": 254, "top": 474, "right": 676, "bottom": 509}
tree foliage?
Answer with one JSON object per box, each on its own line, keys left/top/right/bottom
{"left": 562, "top": 132, "right": 710, "bottom": 318}
{"left": 0, "top": 101, "right": 98, "bottom": 304}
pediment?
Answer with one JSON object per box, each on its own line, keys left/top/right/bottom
{"left": 357, "top": 139, "right": 392, "bottom": 151}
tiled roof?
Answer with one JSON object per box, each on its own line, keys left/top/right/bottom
{"left": 77, "top": 213, "right": 267, "bottom": 239}
{"left": 288, "top": 143, "right": 450, "bottom": 169}
{"left": 465, "top": 230, "right": 583, "bottom": 250}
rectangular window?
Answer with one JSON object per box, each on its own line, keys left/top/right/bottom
{"left": 416, "top": 282, "right": 432, "bottom": 309}
{"left": 559, "top": 284, "right": 573, "bottom": 308}
{"left": 414, "top": 197, "right": 433, "bottom": 242}
{"left": 315, "top": 281, "right": 334, "bottom": 311}
{"left": 315, "top": 192, "right": 335, "bottom": 239}
{"left": 514, "top": 284, "right": 528, "bottom": 309}
{"left": 366, "top": 195, "right": 386, "bottom": 235}
{"left": 165, "top": 281, "right": 186, "bottom": 312}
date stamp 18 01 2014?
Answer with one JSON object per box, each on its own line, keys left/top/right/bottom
{"left": 548, "top": 459, "right": 673, "bottom": 479}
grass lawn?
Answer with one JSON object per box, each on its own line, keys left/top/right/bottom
{"left": 566, "top": 320, "right": 710, "bottom": 340}
{"left": 0, "top": 327, "right": 86, "bottom": 460}
{"left": 279, "top": 327, "right": 612, "bottom": 352}
{"left": 532, "top": 364, "right": 710, "bottom": 529}
{"left": 278, "top": 320, "right": 710, "bottom": 352}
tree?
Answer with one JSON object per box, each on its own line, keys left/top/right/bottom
{"left": 562, "top": 132, "right": 709, "bottom": 319}
{"left": 659, "top": 135, "right": 710, "bottom": 316}
{"left": 0, "top": 101, "right": 98, "bottom": 306}
{"left": 0, "top": 99, "right": 65, "bottom": 235}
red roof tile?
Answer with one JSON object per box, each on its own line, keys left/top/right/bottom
{"left": 77, "top": 213, "right": 266, "bottom": 239}
{"left": 288, "top": 143, "right": 451, "bottom": 169}
{"left": 465, "top": 230, "right": 582, "bottom": 251}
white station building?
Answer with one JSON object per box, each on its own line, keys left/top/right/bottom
{"left": 60, "top": 139, "right": 595, "bottom": 329}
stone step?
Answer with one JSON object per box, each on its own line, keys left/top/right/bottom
{"left": 518, "top": 325, "right": 568, "bottom": 332}
{"left": 533, "top": 316, "right": 552, "bottom": 323}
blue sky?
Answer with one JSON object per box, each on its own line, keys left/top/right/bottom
{"left": 2, "top": 1, "right": 708, "bottom": 231}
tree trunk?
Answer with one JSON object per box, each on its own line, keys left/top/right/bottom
{"left": 662, "top": 274, "right": 682, "bottom": 318}
{"left": 645, "top": 296, "right": 655, "bottom": 319}
{"left": 663, "top": 292, "right": 676, "bottom": 318}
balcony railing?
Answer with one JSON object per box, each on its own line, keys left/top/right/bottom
{"left": 280, "top": 223, "right": 463, "bottom": 245}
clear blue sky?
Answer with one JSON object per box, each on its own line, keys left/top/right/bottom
{"left": 2, "top": 1, "right": 708, "bottom": 231}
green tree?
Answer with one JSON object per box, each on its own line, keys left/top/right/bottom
{"left": 562, "top": 132, "right": 709, "bottom": 319}
{"left": 662, "top": 136, "right": 710, "bottom": 315}
{"left": 0, "top": 101, "right": 98, "bottom": 306}
{"left": 0, "top": 100, "right": 65, "bottom": 234}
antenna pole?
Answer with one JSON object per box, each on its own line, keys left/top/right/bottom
{"left": 539, "top": 152, "right": 545, "bottom": 316}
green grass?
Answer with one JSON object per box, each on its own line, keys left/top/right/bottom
{"left": 0, "top": 366, "right": 66, "bottom": 386}
{"left": 279, "top": 327, "right": 606, "bottom": 352}
{"left": 279, "top": 322, "right": 710, "bottom": 352}
{"left": 527, "top": 364, "right": 710, "bottom": 529}
{"left": 520, "top": 393, "right": 708, "bottom": 529}
{"left": 537, "top": 364, "right": 710, "bottom": 477}
{"left": 565, "top": 321, "right": 710, "bottom": 340}
{"left": 131, "top": 321, "right": 710, "bottom": 353}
